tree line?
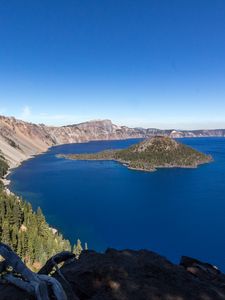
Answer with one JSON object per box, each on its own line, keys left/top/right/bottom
{"left": 0, "top": 152, "right": 86, "bottom": 270}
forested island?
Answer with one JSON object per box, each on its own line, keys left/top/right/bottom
{"left": 60, "top": 136, "right": 212, "bottom": 172}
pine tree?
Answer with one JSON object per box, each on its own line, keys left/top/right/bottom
{"left": 0, "top": 151, "right": 72, "bottom": 270}
{"left": 73, "top": 239, "right": 83, "bottom": 259}
{"left": 0, "top": 189, "right": 72, "bottom": 269}
{"left": 1, "top": 221, "right": 11, "bottom": 245}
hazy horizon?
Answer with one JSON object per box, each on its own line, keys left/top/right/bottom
{"left": 1, "top": 113, "right": 225, "bottom": 131}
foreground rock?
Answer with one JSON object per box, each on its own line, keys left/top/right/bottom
{"left": 1, "top": 249, "right": 225, "bottom": 299}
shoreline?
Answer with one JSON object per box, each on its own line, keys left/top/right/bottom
{"left": 61, "top": 155, "right": 212, "bottom": 173}
{"left": 2, "top": 135, "right": 214, "bottom": 189}
{"left": 3, "top": 137, "right": 145, "bottom": 188}
{"left": 2, "top": 170, "right": 12, "bottom": 186}
{"left": 2, "top": 137, "right": 141, "bottom": 192}
{"left": 2, "top": 148, "right": 52, "bottom": 193}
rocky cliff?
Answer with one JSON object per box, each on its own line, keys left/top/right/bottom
{"left": 0, "top": 116, "right": 54, "bottom": 167}
{"left": 1, "top": 248, "right": 225, "bottom": 300}
{"left": 0, "top": 115, "right": 224, "bottom": 168}
{"left": 0, "top": 116, "right": 145, "bottom": 168}
{"left": 45, "top": 119, "right": 145, "bottom": 145}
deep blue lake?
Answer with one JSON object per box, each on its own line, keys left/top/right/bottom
{"left": 9, "top": 138, "right": 225, "bottom": 269}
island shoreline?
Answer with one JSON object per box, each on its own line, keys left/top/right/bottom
{"left": 3, "top": 136, "right": 214, "bottom": 191}
{"left": 59, "top": 136, "right": 213, "bottom": 173}
{"left": 60, "top": 155, "right": 213, "bottom": 173}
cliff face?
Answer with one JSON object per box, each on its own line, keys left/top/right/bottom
{"left": 0, "top": 116, "right": 55, "bottom": 167}
{"left": 169, "top": 129, "right": 225, "bottom": 138}
{"left": 0, "top": 115, "right": 224, "bottom": 168}
{"left": 45, "top": 119, "right": 145, "bottom": 145}
{"left": 1, "top": 248, "right": 225, "bottom": 300}
{"left": 0, "top": 116, "right": 146, "bottom": 167}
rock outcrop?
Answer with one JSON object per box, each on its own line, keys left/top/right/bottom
{"left": 0, "top": 115, "right": 224, "bottom": 168}
{"left": 1, "top": 248, "right": 225, "bottom": 300}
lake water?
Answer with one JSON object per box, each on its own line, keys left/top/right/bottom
{"left": 9, "top": 138, "right": 225, "bottom": 269}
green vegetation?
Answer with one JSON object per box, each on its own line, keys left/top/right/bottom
{"left": 0, "top": 180, "right": 4, "bottom": 190}
{"left": 62, "top": 136, "right": 212, "bottom": 171}
{"left": 0, "top": 152, "right": 9, "bottom": 178}
{"left": 73, "top": 238, "right": 83, "bottom": 259}
{"left": 0, "top": 152, "right": 72, "bottom": 270}
{"left": 4, "top": 136, "right": 21, "bottom": 150}
{"left": 0, "top": 189, "right": 71, "bottom": 269}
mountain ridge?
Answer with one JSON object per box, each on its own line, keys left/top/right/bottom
{"left": 0, "top": 115, "right": 224, "bottom": 168}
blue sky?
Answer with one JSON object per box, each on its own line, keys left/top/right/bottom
{"left": 0, "top": 0, "right": 225, "bottom": 129}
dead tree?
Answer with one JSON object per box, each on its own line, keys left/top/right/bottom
{"left": 0, "top": 242, "right": 76, "bottom": 300}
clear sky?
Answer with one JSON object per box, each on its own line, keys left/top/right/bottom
{"left": 0, "top": 0, "right": 225, "bottom": 129}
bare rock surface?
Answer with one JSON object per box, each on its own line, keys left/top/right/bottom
{"left": 55, "top": 249, "right": 225, "bottom": 300}
{"left": 2, "top": 248, "right": 225, "bottom": 300}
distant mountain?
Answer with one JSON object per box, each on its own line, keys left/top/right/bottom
{"left": 0, "top": 116, "right": 144, "bottom": 167}
{"left": 0, "top": 115, "right": 224, "bottom": 167}
{"left": 63, "top": 136, "right": 212, "bottom": 172}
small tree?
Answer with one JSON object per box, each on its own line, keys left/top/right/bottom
{"left": 73, "top": 238, "right": 83, "bottom": 259}
{"left": 84, "top": 242, "right": 88, "bottom": 251}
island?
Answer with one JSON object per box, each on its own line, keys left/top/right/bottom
{"left": 59, "top": 136, "right": 212, "bottom": 172}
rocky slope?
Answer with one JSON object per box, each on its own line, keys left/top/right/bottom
{"left": 1, "top": 248, "right": 225, "bottom": 300}
{"left": 63, "top": 136, "right": 212, "bottom": 172}
{"left": 0, "top": 115, "right": 224, "bottom": 168}
{"left": 45, "top": 120, "right": 145, "bottom": 145}
{"left": 0, "top": 116, "right": 145, "bottom": 168}
{"left": 0, "top": 116, "right": 54, "bottom": 167}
